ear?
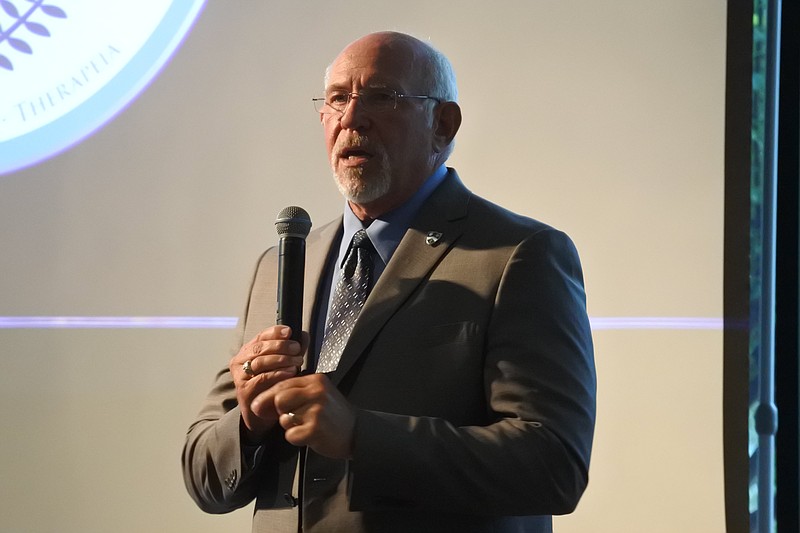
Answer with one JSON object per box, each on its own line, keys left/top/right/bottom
{"left": 431, "top": 101, "right": 462, "bottom": 153}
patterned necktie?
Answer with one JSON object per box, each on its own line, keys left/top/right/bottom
{"left": 316, "top": 229, "right": 375, "bottom": 373}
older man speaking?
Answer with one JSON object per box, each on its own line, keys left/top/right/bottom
{"left": 183, "top": 31, "right": 596, "bottom": 533}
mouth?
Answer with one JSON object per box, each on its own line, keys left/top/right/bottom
{"left": 338, "top": 147, "right": 374, "bottom": 166}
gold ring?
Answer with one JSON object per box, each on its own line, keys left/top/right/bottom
{"left": 242, "top": 360, "right": 255, "bottom": 376}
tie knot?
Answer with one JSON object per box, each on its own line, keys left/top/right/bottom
{"left": 340, "top": 229, "right": 374, "bottom": 279}
{"left": 351, "top": 229, "right": 374, "bottom": 252}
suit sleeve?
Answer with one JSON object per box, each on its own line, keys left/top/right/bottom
{"left": 348, "top": 228, "right": 596, "bottom": 515}
{"left": 181, "top": 249, "right": 296, "bottom": 514}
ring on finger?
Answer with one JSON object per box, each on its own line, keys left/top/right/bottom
{"left": 242, "top": 360, "right": 255, "bottom": 377}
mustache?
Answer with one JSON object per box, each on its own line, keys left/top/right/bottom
{"left": 334, "top": 134, "right": 383, "bottom": 156}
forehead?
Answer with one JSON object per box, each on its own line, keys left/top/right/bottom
{"left": 326, "top": 36, "right": 424, "bottom": 91}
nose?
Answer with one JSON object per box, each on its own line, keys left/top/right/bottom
{"left": 339, "top": 94, "right": 369, "bottom": 131}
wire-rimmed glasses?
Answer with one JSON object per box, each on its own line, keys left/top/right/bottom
{"left": 312, "top": 89, "right": 442, "bottom": 114}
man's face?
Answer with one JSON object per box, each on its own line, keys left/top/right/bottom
{"left": 322, "top": 35, "right": 438, "bottom": 216}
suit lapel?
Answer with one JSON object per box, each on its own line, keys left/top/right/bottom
{"left": 301, "top": 218, "right": 342, "bottom": 368}
{"left": 329, "top": 170, "right": 471, "bottom": 385}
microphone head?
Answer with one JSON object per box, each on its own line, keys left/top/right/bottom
{"left": 275, "top": 206, "right": 312, "bottom": 238}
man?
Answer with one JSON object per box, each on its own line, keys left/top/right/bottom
{"left": 183, "top": 31, "right": 596, "bottom": 533}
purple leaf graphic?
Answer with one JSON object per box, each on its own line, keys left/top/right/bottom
{"left": 0, "top": 1, "right": 67, "bottom": 71}
{"left": 8, "top": 37, "right": 32, "bottom": 54}
{"left": 25, "top": 21, "right": 50, "bottom": 36}
{"left": 0, "top": 0, "right": 19, "bottom": 18}
{"left": 41, "top": 4, "right": 67, "bottom": 18}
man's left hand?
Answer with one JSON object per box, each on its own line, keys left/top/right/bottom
{"left": 252, "top": 373, "right": 356, "bottom": 459}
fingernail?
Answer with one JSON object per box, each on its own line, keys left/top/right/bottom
{"left": 280, "top": 326, "right": 291, "bottom": 338}
{"left": 288, "top": 342, "right": 300, "bottom": 355}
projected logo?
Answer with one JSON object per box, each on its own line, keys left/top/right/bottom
{"left": 0, "top": 0, "right": 205, "bottom": 175}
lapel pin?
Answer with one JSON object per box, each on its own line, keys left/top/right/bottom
{"left": 425, "top": 231, "right": 443, "bottom": 246}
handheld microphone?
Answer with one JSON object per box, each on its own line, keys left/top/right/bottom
{"left": 274, "top": 206, "right": 312, "bottom": 342}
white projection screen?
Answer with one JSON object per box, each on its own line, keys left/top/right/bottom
{"left": 0, "top": 2, "right": 726, "bottom": 532}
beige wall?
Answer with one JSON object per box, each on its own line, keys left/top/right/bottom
{"left": 0, "top": 1, "right": 726, "bottom": 531}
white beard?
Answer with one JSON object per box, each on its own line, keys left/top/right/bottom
{"left": 331, "top": 138, "right": 392, "bottom": 204}
{"left": 333, "top": 167, "right": 391, "bottom": 204}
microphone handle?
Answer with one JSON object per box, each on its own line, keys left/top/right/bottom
{"left": 276, "top": 235, "right": 306, "bottom": 342}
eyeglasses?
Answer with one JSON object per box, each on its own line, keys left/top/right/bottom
{"left": 312, "top": 89, "right": 442, "bottom": 114}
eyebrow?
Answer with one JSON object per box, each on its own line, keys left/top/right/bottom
{"left": 324, "top": 82, "right": 396, "bottom": 93}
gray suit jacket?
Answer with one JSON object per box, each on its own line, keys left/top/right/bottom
{"left": 183, "top": 170, "right": 596, "bottom": 532}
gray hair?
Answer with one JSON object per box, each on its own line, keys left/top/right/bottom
{"left": 416, "top": 38, "right": 458, "bottom": 162}
{"left": 416, "top": 38, "right": 458, "bottom": 103}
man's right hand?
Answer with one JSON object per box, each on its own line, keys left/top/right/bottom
{"left": 229, "top": 325, "right": 306, "bottom": 441}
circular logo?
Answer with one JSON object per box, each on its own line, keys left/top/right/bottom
{"left": 0, "top": 0, "right": 206, "bottom": 175}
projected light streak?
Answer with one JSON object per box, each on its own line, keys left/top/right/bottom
{"left": 0, "top": 316, "right": 724, "bottom": 330}
{"left": 0, "top": 316, "right": 238, "bottom": 328}
{"left": 589, "top": 317, "right": 724, "bottom": 330}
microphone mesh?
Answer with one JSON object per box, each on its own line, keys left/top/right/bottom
{"left": 275, "top": 206, "right": 312, "bottom": 237}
